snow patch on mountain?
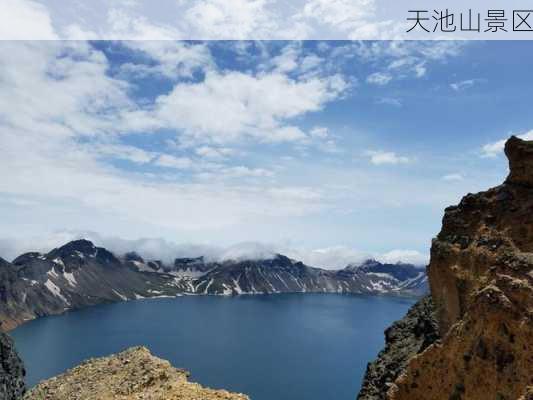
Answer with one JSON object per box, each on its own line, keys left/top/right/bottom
{"left": 44, "top": 279, "right": 69, "bottom": 304}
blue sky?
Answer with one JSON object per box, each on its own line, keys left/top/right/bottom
{"left": 0, "top": 40, "right": 530, "bottom": 267}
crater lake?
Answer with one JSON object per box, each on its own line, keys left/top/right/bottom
{"left": 12, "top": 293, "right": 415, "bottom": 400}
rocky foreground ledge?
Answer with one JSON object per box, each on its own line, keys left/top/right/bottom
{"left": 24, "top": 347, "right": 249, "bottom": 400}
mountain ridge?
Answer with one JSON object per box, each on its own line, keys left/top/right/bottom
{"left": 0, "top": 240, "right": 427, "bottom": 331}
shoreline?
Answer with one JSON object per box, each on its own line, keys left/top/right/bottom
{"left": 5, "top": 289, "right": 422, "bottom": 333}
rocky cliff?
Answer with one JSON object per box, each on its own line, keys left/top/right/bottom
{"left": 359, "top": 136, "right": 533, "bottom": 400}
{"left": 0, "top": 332, "right": 25, "bottom": 399}
{"left": 357, "top": 296, "right": 439, "bottom": 400}
{"left": 24, "top": 346, "right": 248, "bottom": 400}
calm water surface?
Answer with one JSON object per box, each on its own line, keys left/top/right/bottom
{"left": 12, "top": 294, "right": 414, "bottom": 400}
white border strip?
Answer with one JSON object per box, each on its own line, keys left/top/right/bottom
{"left": 2, "top": 0, "right": 533, "bottom": 40}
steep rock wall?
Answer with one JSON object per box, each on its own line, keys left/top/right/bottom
{"left": 386, "top": 136, "right": 533, "bottom": 399}
{"left": 357, "top": 296, "right": 439, "bottom": 400}
{"left": 0, "top": 332, "right": 25, "bottom": 400}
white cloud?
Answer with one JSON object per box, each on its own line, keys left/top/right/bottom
{"left": 306, "top": 126, "right": 340, "bottom": 153}
{"left": 182, "top": 0, "right": 382, "bottom": 40}
{"left": 269, "top": 44, "right": 301, "bottom": 73}
{"left": 0, "top": 41, "right": 133, "bottom": 139}
{"left": 413, "top": 63, "right": 426, "bottom": 78}
{"left": 0, "top": 151, "right": 326, "bottom": 233}
{"left": 481, "top": 130, "right": 533, "bottom": 158}
{"left": 62, "top": 5, "right": 185, "bottom": 40}
{"left": 287, "top": 246, "right": 370, "bottom": 269}
{"left": 219, "top": 242, "right": 277, "bottom": 261}
{"left": 183, "top": 0, "right": 276, "bottom": 39}
{"left": 295, "top": 0, "right": 376, "bottom": 37}
{"left": 0, "top": 231, "right": 222, "bottom": 265}
{"left": 0, "top": 231, "right": 428, "bottom": 269}
{"left": 154, "top": 155, "right": 194, "bottom": 169}
{"left": 375, "top": 97, "right": 402, "bottom": 107}
{"left": 0, "top": 2, "right": 478, "bottom": 42}
{"left": 418, "top": 42, "right": 464, "bottom": 61}
{"left": 0, "top": 233, "right": 76, "bottom": 262}
{"left": 266, "top": 187, "right": 322, "bottom": 201}
{"left": 377, "top": 249, "right": 428, "bottom": 266}
{"left": 450, "top": 79, "right": 482, "bottom": 92}
{"left": 196, "top": 165, "right": 275, "bottom": 181}
{"left": 345, "top": 41, "right": 465, "bottom": 81}
{"left": 0, "top": 40, "right": 468, "bottom": 266}
{"left": 104, "top": 7, "right": 182, "bottom": 39}
{"left": 482, "top": 140, "right": 508, "bottom": 158}
{"left": 195, "top": 146, "right": 236, "bottom": 160}
{"left": 442, "top": 173, "right": 464, "bottom": 181}
{"left": 0, "top": 0, "right": 57, "bottom": 39}
{"left": 286, "top": 245, "right": 428, "bottom": 268}
{"left": 0, "top": 41, "right": 335, "bottom": 245}
{"left": 119, "top": 41, "right": 212, "bottom": 79}
{"left": 366, "top": 72, "right": 392, "bottom": 85}
{"left": 366, "top": 150, "right": 410, "bottom": 165}
{"left": 0, "top": 41, "right": 349, "bottom": 184}
{"left": 92, "top": 143, "right": 156, "bottom": 164}
{"left": 309, "top": 126, "right": 330, "bottom": 139}
{"left": 152, "top": 70, "right": 347, "bottom": 145}
{"left": 300, "top": 54, "right": 323, "bottom": 73}
{"left": 221, "top": 166, "right": 274, "bottom": 178}
{"left": 258, "top": 43, "right": 326, "bottom": 79}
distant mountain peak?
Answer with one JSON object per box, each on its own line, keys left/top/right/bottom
{"left": 360, "top": 258, "right": 381, "bottom": 267}
{"left": 12, "top": 252, "right": 43, "bottom": 266}
{"left": 349, "top": 258, "right": 424, "bottom": 270}
{"left": 0, "top": 256, "right": 12, "bottom": 267}
{"left": 273, "top": 253, "right": 294, "bottom": 263}
{"left": 344, "top": 259, "right": 380, "bottom": 271}
{"left": 44, "top": 239, "right": 121, "bottom": 266}
{"left": 124, "top": 252, "right": 144, "bottom": 263}
{"left": 173, "top": 256, "right": 204, "bottom": 266}
{"left": 49, "top": 239, "right": 97, "bottom": 258}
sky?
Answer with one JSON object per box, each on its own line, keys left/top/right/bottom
{"left": 0, "top": 40, "right": 532, "bottom": 268}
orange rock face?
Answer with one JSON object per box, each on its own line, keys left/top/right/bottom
{"left": 388, "top": 136, "right": 533, "bottom": 400}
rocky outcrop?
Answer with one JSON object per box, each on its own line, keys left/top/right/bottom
{"left": 505, "top": 135, "right": 533, "bottom": 187}
{"left": 357, "top": 296, "right": 439, "bottom": 400}
{"left": 0, "top": 331, "right": 25, "bottom": 399}
{"left": 360, "top": 136, "right": 533, "bottom": 400}
{"left": 24, "top": 346, "right": 248, "bottom": 400}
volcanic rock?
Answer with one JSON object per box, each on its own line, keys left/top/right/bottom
{"left": 384, "top": 136, "right": 533, "bottom": 399}
{"left": 24, "top": 346, "right": 248, "bottom": 400}
{"left": 0, "top": 331, "right": 25, "bottom": 399}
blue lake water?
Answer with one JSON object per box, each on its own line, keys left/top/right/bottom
{"left": 12, "top": 294, "right": 414, "bottom": 400}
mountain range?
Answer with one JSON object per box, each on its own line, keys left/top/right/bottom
{"left": 0, "top": 239, "right": 427, "bottom": 331}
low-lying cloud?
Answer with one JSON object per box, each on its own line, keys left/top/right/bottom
{"left": 0, "top": 231, "right": 429, "bottom": 269}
